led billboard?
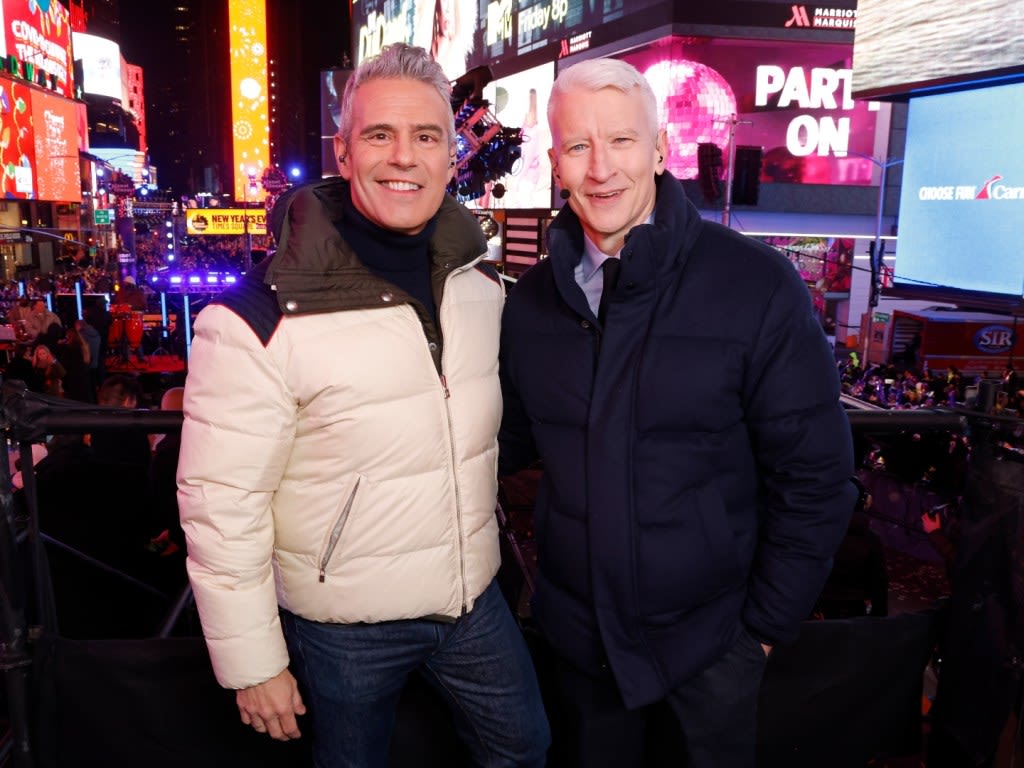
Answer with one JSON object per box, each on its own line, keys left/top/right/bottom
{"left": 186, "top": 208, "right": 267, "bottom": 236}
{"left": 228, "top": 0, "right": 269, "bottom": 202}
{"left": 475, "top": 61, "right": 553, "bottom": 209}
{"left": 353, "top": 0, "right": 668, "bottom": 75}
{"left": 71, "top": 32, "right": 121, "bottom": 100}
{"left": 352, "top": 1, "right": 854, "bottom": 78}
{"left": 0, "top": 0, "right": 74, "bottom": 97}
{"left": 354, "top": 0, "right": 479, "bottom": 79}
{"left": 616, "top": 37, "right": 888, "bottom": 186}
{"left": 0, "top": 74, "right": 35, "bottom": 198}
{"left": 31, "top": 87, "right": 81, "bottom": 201}
{"left": 852, "top": 0, "right": 1024, "bottom": 99}
{"left": 893, "top": 82, "right": 1024, "bottom": 298}
{"left": 320, "top": 68, "right": 350, "bottom": 177}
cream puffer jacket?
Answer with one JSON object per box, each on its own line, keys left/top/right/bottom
{"left": 177, "top": 181, "right": 503, "bottom": 689}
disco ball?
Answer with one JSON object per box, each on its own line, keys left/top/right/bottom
{"left": 643, "top": 59, "right": 736, "bottom": 181}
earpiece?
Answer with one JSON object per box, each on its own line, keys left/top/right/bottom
{"left": 338, "top": 155, "right": 346, "bottom": 164}
{"left": 658, "top": 155, "right": 664, "bottom": 164}
{"left": 449, "top": 160, "right": 456, "bottom": 168}
{"left": 559, "top": 189, "right": 571, "bottom": 200}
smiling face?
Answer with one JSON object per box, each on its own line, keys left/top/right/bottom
{"left": 549, "top": 85, "right": 666, "bottom": 255}
{"left": 334, "top": 77, "right": 456, "bottom": 236}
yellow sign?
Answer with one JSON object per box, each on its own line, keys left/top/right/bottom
{"left": 229, "top": 0, "right": 270, "bottom": 203}
{"left": 186, "top": 209, "right": 267, "bottom": 236}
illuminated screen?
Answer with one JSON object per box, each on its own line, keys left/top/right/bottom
{"left": 894, "top": 82, "right": 1024, "bottom": 298}
{"left": 474, "top": 61, "right": 553, "bottom": 209}
{"left": 353, "top": 0, "right": 666, "bottom": 75}
{"left": 0, "top": 75, "right": 36, "bottom": 198}
{"left": 31, "top": 88, "right": 81, "bottom": 202}
{"left": 228, "top": 0, "right": 269, "bottom": 202}
{"left": 616, "top": 37, "right": 888, "bottom": 186}
{"left": 352, "top": 0, "right": 478, "bottom": 79}
{"left": 71, "top": 32, "right": 121, "bottom": 99}
{"left": 186, "top": 208, "right": 267, "bottom": 236}
{"left": 320, "top": 68, "right": 350, "bottom": 177}
{"left": 1, "top": 0, "right": 74, "bottom": 97}
{"left": 852, "top": 0, "right": 1024, "bottom": 99}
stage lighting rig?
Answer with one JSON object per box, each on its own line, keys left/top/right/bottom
{"left": 448, "top": 66, "right": 523, "bottom": 202}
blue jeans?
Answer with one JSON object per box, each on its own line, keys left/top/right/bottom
{"left": 282, "top": 578, "right": 550, "bottom": 768}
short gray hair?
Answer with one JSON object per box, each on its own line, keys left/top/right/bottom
{"left": 548, "top": 58, "right": 659, "bottom": 140}
{"left": 338, "top": 43, "right": 455, "bottom": 147}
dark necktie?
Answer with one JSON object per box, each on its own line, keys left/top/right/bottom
{"left": 597, "top": 258, "right": 621, "bottom": 326}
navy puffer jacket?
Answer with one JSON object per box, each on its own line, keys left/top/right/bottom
{"left": 499, "top": 171, "right": 856, "bottom": 708}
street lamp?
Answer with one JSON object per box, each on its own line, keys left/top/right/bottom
{"left": 834, "top": 149, "right": 903, "bottom": 366}
{"left": 243, "top": 166, "right": 258, "bottom": 272}
{"left": 834, "top": 149, "right": 904, "bottom": 308}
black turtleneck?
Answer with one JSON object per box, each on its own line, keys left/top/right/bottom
{"left": 338, "top": 192, "right": 439, "bottom": 325}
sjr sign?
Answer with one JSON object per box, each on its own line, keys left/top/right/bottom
{"left": 973, "top": 325, "right": 1016, "bottom": 354}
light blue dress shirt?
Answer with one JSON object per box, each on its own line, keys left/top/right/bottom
{"left": 571, "top": 215, "right": 654, "bottom": 317}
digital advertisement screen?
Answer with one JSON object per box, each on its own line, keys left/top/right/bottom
{"left": 186, "top": 208, "right": 267, "bottom": 236}
{"left": 852, "top": 0, "right": 1024, "bottom": 99}
{"left": 473, "top": 61, "right": 553, "bottom": 209}
{"left": 353, "top": 0, "right": 668, "bottom": 76}
{"left": 0, "top": 74, "right": 36, "bottom": 198}
{"left": 320, "top": 68, "right": 350, "bottom": 177}
{"left": 353, "top": 0, "right": 479, "bottom": 79}
{"left": 70, "top": 32, "right": 121, "bottom": 100}
{"left": 616, "top": 36, "right": 888, "bottom": 186}
{"left": 1, "top": 0, "right": 74, "bottom": 97}
{"left": 31, "top": 87, "right": 80, "bottom": 202}
{"left": 228, "top": 0, "right": 269, "bottom": 202}
{"left": 894, "top": 82, "right": 1024, "bottom": 298}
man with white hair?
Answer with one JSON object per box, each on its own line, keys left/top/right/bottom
{"left": 499, "top": 56, "right": 856, "bottom": 767}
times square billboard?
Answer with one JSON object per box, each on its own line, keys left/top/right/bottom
{"left": 350, "top": 0, "right": 882, "bottom": 202}
{"left": 0, "top": 0, "right": 74, "bottom": 98}
{"left": 0, "top": 72, "right": 82, "bottom": 201}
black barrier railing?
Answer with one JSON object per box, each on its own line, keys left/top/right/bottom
{"left": 0, "top": 381, "right": 185, "bottom": 768}
{"left": 1, "top": 378, "right": 1022, "bottom": 767}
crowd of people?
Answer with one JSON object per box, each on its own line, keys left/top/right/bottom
{"left": 839, "top": 354, "right": 1023, "bottom": 415}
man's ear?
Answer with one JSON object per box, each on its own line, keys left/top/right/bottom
{"left": 333, "top": 135, "right": 350, "bottom": 179}
{"left": 655, "top": 129, "right": 668, "bottom": 174}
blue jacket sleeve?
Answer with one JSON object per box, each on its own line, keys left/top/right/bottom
{"left": 740, "top": 260, "right": 857, "bottom": 645}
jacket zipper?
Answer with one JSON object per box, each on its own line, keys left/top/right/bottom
{"left": 440, "top": 372, "right": 468, "bottom": 614}
{"left": 319, "top": 477, "right": 361, "bottom": 583}
{"left": 437, "top": 264, "right": 470, "bottom": 615}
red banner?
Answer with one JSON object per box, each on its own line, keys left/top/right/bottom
{"left": 31, "top": 87, "right": 81, "bottom": 202}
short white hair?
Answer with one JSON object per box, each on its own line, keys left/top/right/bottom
{"left": 548, "top": 58, "right": 659, "bottom": 140}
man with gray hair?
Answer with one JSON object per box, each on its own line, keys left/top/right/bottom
{"left": 178, "top": 43, "right": 548, "bottom": 766}
{"left": 499, "top": 56, "right": 856, "bottom": 767}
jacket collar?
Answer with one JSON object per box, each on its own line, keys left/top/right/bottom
{"left": 262, "top": 178, "right": 487, "bottom": 314}
{"left": 545, "top": 171, "right": 705, "bottom": 301}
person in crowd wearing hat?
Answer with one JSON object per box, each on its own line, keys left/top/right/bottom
{"left": 118, "top": 275, "right": 148, "bottom": 311}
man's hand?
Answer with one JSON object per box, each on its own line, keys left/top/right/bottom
{"left": 236, "top": 669, "right": 307, "bottom": 740}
